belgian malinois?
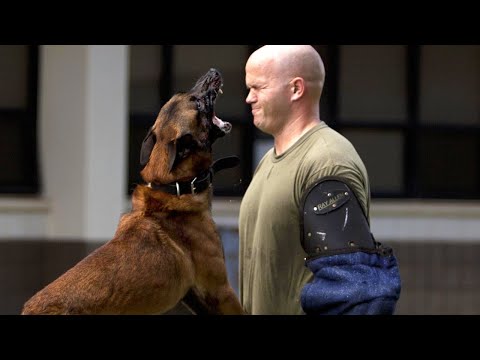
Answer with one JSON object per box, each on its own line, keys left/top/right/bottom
{"left": 22, "top": 68, "right": 245, "bottom": 315}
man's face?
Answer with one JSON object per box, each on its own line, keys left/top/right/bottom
{"left": 245, "top": 60, "right": 291, "bottom": 136}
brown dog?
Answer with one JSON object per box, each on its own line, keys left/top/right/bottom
{"left": 21, "top": 68, "right": 245, "bottom": 315}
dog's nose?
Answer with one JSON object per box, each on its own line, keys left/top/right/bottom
{"left": 209, "top": 68, "right": 221, "bottom": 77}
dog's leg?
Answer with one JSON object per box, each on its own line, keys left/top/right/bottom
{"left": 202, "top": 286, "right": 246, "bottom": 315}
{"left": 182, "top": 286, "right": 245, "bottom": 315}
{"left": 181, "top": 288, "right": 213, "bottom": 315}
{"left": 212, "top": 285, "right": 246, "bottom": 315}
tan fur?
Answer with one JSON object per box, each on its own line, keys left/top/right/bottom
{"left": 22, "top": 83, "right": 245, "bottom": 315}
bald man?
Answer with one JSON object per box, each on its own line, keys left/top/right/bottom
{"left": 239, "top": 45, "right": 401, "bottom": 315}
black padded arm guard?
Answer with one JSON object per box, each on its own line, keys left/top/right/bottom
{"left": 300, "top": 177, "right": 382, "bottom": 260}
{"left": 298, "top": 178, "right": 401, "bottom": 315}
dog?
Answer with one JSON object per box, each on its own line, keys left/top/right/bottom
{"left": 21, "top": 68, "right": 245, "bottom": 315}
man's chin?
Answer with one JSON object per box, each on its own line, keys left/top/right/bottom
{"left": 254, "top": 122, "right": 272, "bottom": 136}
{"left": 253, "top": 120, "right": 264, "bottom": 131}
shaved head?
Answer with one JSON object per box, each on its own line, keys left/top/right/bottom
{"left": 247, "top": 45, "right": 325, "bottom": 101}
{"left": 245, "top": 45, "right": 326, "bottom": 151}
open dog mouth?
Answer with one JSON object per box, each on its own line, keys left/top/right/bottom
{"left": 212, "top": 115, "right": 232, "bottom": 133}
{"left": 191, "top": 68, "right": 232, "bottom": 136}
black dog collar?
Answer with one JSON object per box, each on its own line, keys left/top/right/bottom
{"left": 147, "top": 156, "right": 240, "bottom": 196}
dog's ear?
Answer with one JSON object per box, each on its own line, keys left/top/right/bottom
{"left": 167, "top": 132, "right": 195, "bottom": 173}
{"left": 140, "top": 127, "right": 156, "bottom": 169}
{"left": 167, "top": 140, "right": 177, "bottom": 173}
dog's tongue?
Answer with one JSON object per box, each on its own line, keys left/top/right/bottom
{"left": 213, "top": 115, "right": 232, "bottom": 134}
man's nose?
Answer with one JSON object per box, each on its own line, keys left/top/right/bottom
{"left": 246, "top": 91, "right": 255, "bottom": 104}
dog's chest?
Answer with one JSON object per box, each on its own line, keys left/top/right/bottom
{"left": 159, "top": 211, "right": 220, "bottom": 247}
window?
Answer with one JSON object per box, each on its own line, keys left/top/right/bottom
{"left": 127, "top": 45, "right": 165, "bottom": 194}
{"left": 416, "top": 46, "right": 480, "bottom": 199}
{"left": 128, "top": 45, "right": 480, "bottom": 200}
{"left": 0, "top": 45, "right": 39, "bottom": 194}
{"left": 335, "top": 45, "right": 479, "bottom": 199}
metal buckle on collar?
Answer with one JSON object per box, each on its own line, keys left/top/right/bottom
{"left": 190, "top": 177, "right": 198, "bottom": 195}
{"left": 174, "top": 176, "right": 200, "bottom": 196}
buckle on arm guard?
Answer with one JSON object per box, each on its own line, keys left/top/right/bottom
{"left": 300, "top": 178, "right": 377, "bottom": 260}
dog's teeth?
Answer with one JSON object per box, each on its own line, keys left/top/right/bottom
{"left": 219, "top": 89, "right": 223, "bottom": 94}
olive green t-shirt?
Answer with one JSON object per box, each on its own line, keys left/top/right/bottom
{"left": 238, "top": 122, "right": 370, "bottom": 315}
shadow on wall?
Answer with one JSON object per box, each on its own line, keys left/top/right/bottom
{"left": 2, "top": 233, "right": 480, "bottom": 315}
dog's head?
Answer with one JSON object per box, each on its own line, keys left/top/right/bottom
{"left": 139, "top": 68, "right": 232, "bottom": 185}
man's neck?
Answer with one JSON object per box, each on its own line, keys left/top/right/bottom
{"left": 274, "top": 117, "right": 321, "bottom": 156}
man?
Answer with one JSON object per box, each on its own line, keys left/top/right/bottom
{"left": 238, "top": 45, "right": 401, "bottom": 315}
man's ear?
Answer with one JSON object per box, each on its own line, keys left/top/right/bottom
{"left": 140, "top": 127, "right": 156, "bottom": 170}
{"left": 291, "top": 77, "right": 305, "bottom": 101}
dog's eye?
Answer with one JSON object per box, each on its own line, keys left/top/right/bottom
{"left": 188, "top": 96, "right": 201, "bottom": 109}
{"left": 195, "top": 99, "right": 203, "bottom": 112}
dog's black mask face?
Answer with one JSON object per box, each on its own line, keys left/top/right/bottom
{"left": 139, "top": 68, "right": 232, "bottom": 178}
{"left": 190, "top": 68, "right": 231, "bottom": 145}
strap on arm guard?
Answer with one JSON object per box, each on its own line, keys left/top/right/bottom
{"left": 299, "top": 177, "right": 401, "bottom": 315}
